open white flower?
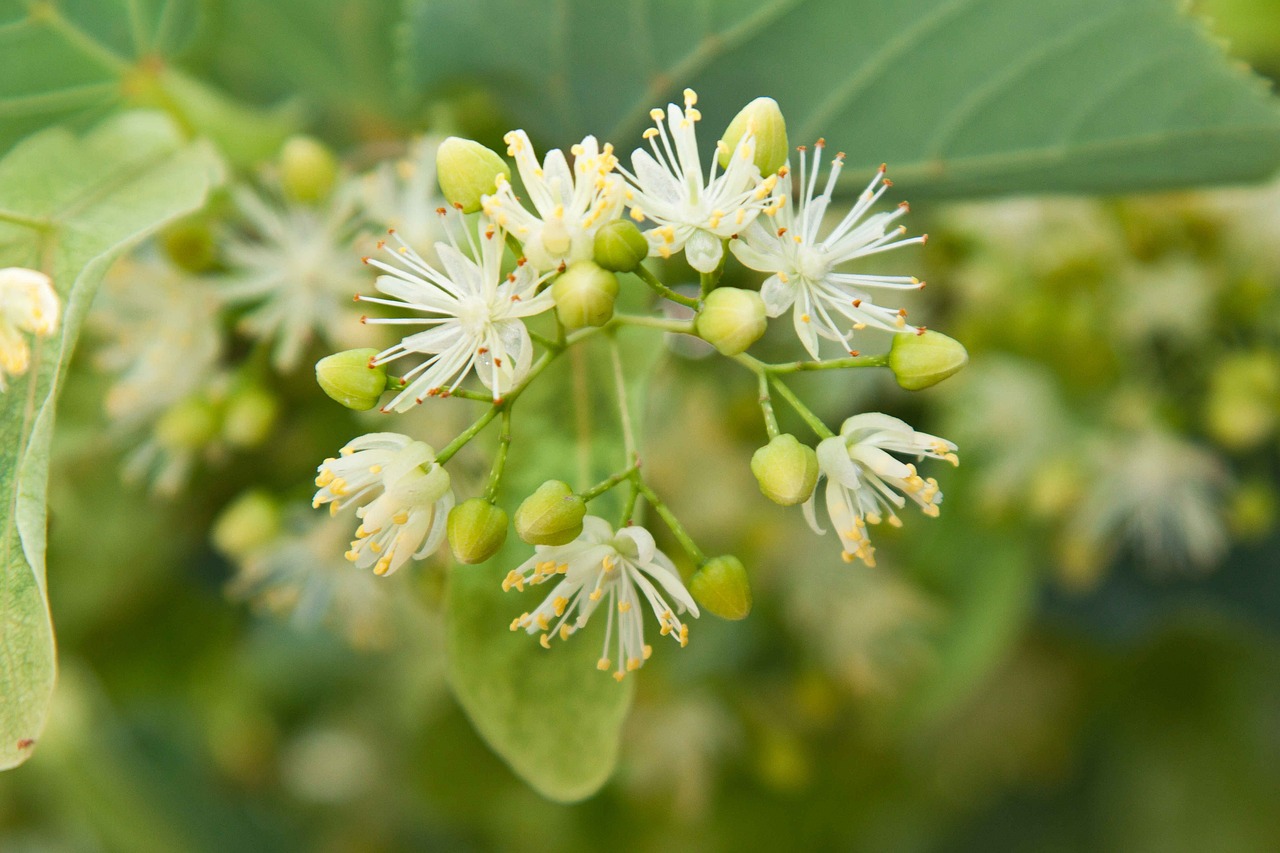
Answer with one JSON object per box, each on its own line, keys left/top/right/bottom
{"left": 482, "top": 130, "right": 625, "bottom": 271}
{"left": 0, "top": 267, "right": 59, "bottom": 391}
{"left": 222, "top": 185, "right": 364, "bottom": 371}
{"left": 619, "top": 88, "right": 779, "bottom": 273}
{"left": 503, "top": 516, "right": 699, "bottom": 681}
{"left": 731, "top": 142, "right": 926, "bottom": 358}
{"left": 805, "top": 413, "right": 958, "bottom": 566}
{"left": 313, "top": 432, "right": 454, "bottom": 576}
{"left": 359, "top": 214, "right": 554, "bottom": 411}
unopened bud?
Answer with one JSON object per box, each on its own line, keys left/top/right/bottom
{"left": 551, "top": 261, "right": 619, "bottom": 329}
{"left": 223, "top": 385, "right": 279, "bottom": 448}
{"left": 316, "top": 348, "right": 387, "bottom": 411}
{"left": 436, "top": 137, "right": 508, "bottom": 214}
{"left": 690, "top": 555, "right": 752, "bottom": 620}
{"left": 593, "top": 220, "right": 650, "bottom": 272}
{"left": 751, "top": 434, "right": 818, "bottom": 506}
{"left": 448, "top": 498, "right": 509, "bottom": 564}
{"left": 515, "top": 480, "right": 586, "bottom": 546}
{"left": 155, "top": 396, "right": 220, "bottom": 450}
{"left": 719, "top": 97, "right": 788, "bottom": 177}
{"left": 696, "top": 287, "right": 767, "bottom": 356}
{"left": 212, "top": 490, "right": 281, "bottom": 559}
{"left": 160, "top": 218, "right": 217, "bottom": 272}
{"left": 888, "top": 330, "right": 969, "bottom": 391}
{"left": 280, "top": 136, "right": 339, "bottom": 204}
{"left": 1204, "top": 351, "right": 1279, "bottom": 450}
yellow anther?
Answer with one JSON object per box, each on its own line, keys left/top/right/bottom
{"left": 392, "top": 511, "right": 409, "bottom": 525}
{"left": 589, "top": 589, "right": 603, "bottom": 602}
{"left": 618, "top": 601, "right": 632, "bottom": 613}
{"left": 626, "top": 658, "right": 641, "bottom": 671}
{"left": 612, "top": 671, "right": 625, "bottom": 682}
{"left": 369, "top": 464, "right": 382, "bottom": 474}
{"left": 559, "top": 625, "right": 572, "bottom": 640}
{"left": 683, "top": 88, "right": 697, "bottom": 106}
{"left": 374, "top": 557, "right": 391, "bottom": 576}
{"left": 539, "top": 633, "right": 551, "bottom": 649}
{"left": 553, "top": 596, "right": 568, "bottom": 616}
{"left": 643, "top": 644, "right": 653, "bottom": 660}
{"left": 344, "top": 550, "right": 360, "bottom": 562}
{"left": 597, "top": 657, "right": 611, "bottom": 671}
{"left": 650, "top": 108, "right": 664, "bottom": 121}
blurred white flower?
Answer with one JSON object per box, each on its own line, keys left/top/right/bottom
{"left": 732, "top": 147, "right": 925, "bottom": 358}
{"left": 806, "top": 413, "right": 958, "bottom": 566}
{"left": 222, "top": 184, "right": 364, "bottom": 371}
{"left": 313, "top": 432, "right": 454, "bottom": 576}
{"left": 619, "top": 88, "right": 778, "bottom": 272}
{"left": 359, "top": 136, "right": 448, "bottom": 258}
{"left": 0, "top": 266, "right": 59, "bottom": 391}
{"left": 504, "top": 516, "right": 699, "bottom": 681}
{"left": 92, "top": 256, "right": 222, "bottom": 429}
{"left": 359, "top": 215, "right": 553, "bottom": 410}
{"left": 482, "top": 130, "right": 625, "bottom": 271}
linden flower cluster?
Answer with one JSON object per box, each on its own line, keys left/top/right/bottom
{"left": 308, "top": 90, "right": 968, "bottom": 681}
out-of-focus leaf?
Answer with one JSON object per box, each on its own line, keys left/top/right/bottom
{"left": 403, "top": 0, "right": 1280, "bottom": 196}
{"left": 445, "top": 320, "right": 670, "bottom": 802}
{"left": 0, "top": 111, "right": 225, "bottom": 771}
{"left": 0, "top": 0, "right": 297, "bottom": 162}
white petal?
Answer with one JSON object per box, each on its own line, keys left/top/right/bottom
{"left": 760, "top": 273, "right": 795, "bottom": 317}
{"left": 685, "top": 229, "right": 723, "bottom": 273}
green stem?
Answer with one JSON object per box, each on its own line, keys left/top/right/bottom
{"left": 483, "top": 408, "right": 513, "bottom": 501}
{"left": 757, "top": 371, "right": 780, "bottom": 439}
{"left": 619, "top": 481, "right": 641, "bottom": 527}
{"left": 580, "top": 463, "right": 641, "bottom": 502}
{"left": 768, "top": 376, "right": 835, "bottom": 439}
{"left": 613, "top": 313, "right": 695, "bottom": 333}
{"left": 528, "top": 329, "right": 561, "bottom": 351}
{"left": 609, "top": 335, "right": 638, "bottom": 464}
{"left": 634, "top": 264, "right": 700, "bottom": 309}
{"left": 635, "top": 480, "right": 706, "bottom": 564}
{"left": 767, "top": 353, "right": 890, "bottom": 373}
{"left": 435, "top": 405, "right": 500, "bottom": 464}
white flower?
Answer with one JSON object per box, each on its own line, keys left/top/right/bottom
{"left": 619, "top": 88, "right": 779, "bottom": 273}
{"left": 503, "top": 517, "right": 699, "bottom": 681}
{"left": 358, "top": 136, "right": 448, "bottom": 258}
{"left": 358, "top": 214, "right": 553, "bottom": 411}
{"left": 222, "top": 184, "right": 364, "bottom": 371}
{"left": 92, "top": 256, "right": 222, "bottom": 429}
{"left": 806, "top": 413, "right": 958, "bottom": 566}
{"left": 731, "top": 142, "right": 926, "bottom": 358}
{"left": 313, "top": 433, "right": 454, "bottom": 576}
{"left": 482, "top": 130, "right": 625, "bottom": 272}
{"left": 0, "top": 267, "right": 59, "bottom": 391}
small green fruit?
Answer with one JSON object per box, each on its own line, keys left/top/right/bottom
{"left": 316, "top": 348, "right": 387, "bottom": 411}
{"left": 690, "top": 556, "right": 752, "bottom": 620}
{"left": 888, "top": 330, "right": 969, "bottom": 391}
{"left": 448, "top": 498, "right": 509, "bottom": 564}
{"left": 751, "top": 434, "right": 819, "bottom": 506}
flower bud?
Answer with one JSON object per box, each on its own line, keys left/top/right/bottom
{"left": 696, "top": 287, "right": 767, "bottom": 356}
{"left": 212, "top": 490, "right": 281, "bottom": 559}
{"left": 515, "top": 480, "right": 586, "bottom": 546}
{"left": 888, "top": 330, "right": 969, "bottom": 391}
{"left": 436, "top": 137, "right": 508, "bottom": 214}
{"left": 316, "top": 348, "right": 387, "bottom": 411}
{"left": 690, "top": 555, "right": 752, "bottom": 620}
{"left": 160, "top": 218, "right": 217, "bottom": 272}
{"left": 223, "top": 385, "right": 279, "bottom": 448}
{"left": 751, "top": 434, "right": 818, "bottom": 506}
{"left": 1203, "top": 351, "right": 1279, "bottom": 450}
{"left": 280, "top": 135, "right": 339, "bottom": 204}
{"left": 448, "top": 498, "right": 509, "bottom": 564}
{"left": 719, "top": 97, "right": 788, "bottom": 177}
{"left": 593, "top": 220, "right": 650, "bottom": 272}
{"left": 551, "top": 261, "right": 619, "bottom": 329}
{"left": 155, "top": 396, "right": 220, "bottom": 450}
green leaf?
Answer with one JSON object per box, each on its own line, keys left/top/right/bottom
{"left": 0, "top": 0, "right": 297, "bottom": 163}
{"left": 403, "top": 0, "right": 1280, "bottom": 195}
{"left": 0, "top": 111, "right": 225, "bottom": 771}
{"left": 445, "top": 320, "right": 670, "bottom": 802}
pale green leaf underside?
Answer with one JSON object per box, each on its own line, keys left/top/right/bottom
{"left": 405, "top": 0, "right": 1280, "bottom": 195}
{"left": 0, "top": 111, "right": 224, "bottom": 771}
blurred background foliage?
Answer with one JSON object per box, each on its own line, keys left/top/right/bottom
{"left": 2, "top": 0, "right": 1280, "bottom": 850}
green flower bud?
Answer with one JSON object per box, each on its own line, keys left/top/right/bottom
{"left": 1228, "top": 480, "right": 1277, "bottom": 541}
{"left": 280, "top": 136, "right": 339, "bottom": 204}
{"left": 888, "top": 330, "right": 969, "bottom": 391}
{"left": 551, "top": 261, "right": 620, "bottom": 329}
{"left": 316, "top": 348, "right": 387, "bottom": 411}
{"left": 212, "top": 490, "right": 281, "bottom": 559}
{"left": 223, "top": 385, "right": 279, "bottom": 448}
{"left": 155, "top": 396, "right": 220, "bottom": 450}
{"left": 690, "top": 555, "right": 752, "bottom": 620}
{"left": 593, "top": 220, "right": 650, "bottom": 273}
{"left": 751, "top": 434, "right": 819, "bottom": 506}
{"left": 1204, "top": 351, "right": 1280, "bottom": 450}
{"left": 515, "top": 480, "right": 586, "bottom": 546}
{"left": 448, "top": 498, "right": 509, "bottom": 564}
{"left": 160, "top": 218, "right": 217, "bottom": 272}
{"left": 719, "top": 97, "right": 788, "bottom": 177}
{"left": 696, "top": 287, "right": 767, "bottom": 356}
{"left": 436, "top": 136, "right": 508, "bottom": 214}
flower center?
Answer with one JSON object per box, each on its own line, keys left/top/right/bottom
{"left": 795, "top": 245, "right": 831, "bottom": 282}
{"left": 455, "top": 296, "right": 492, "bottom": 335}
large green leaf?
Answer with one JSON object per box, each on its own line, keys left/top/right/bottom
{"left": 0, "top": 0, "right": 296, "bottom": 162}
{"left": 0, "top": 112, "right": 225, "bottom": 771}
{"left": 445, "top": 325, "right": 669, "bottom": 802}
{"left": 403, "top": 0, "right": 1280, "bottom": 195}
